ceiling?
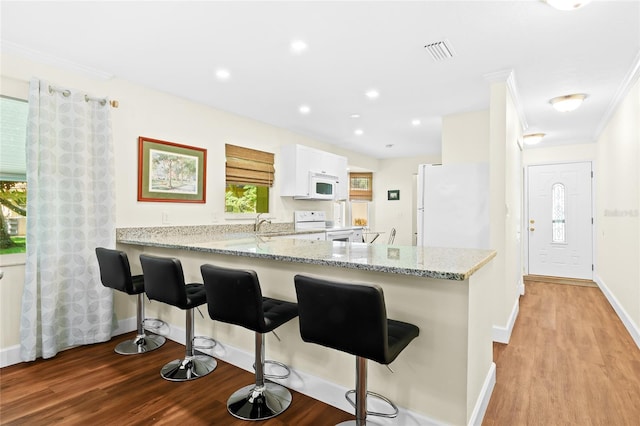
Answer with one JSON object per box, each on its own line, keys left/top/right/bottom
{"left": 1, "top": 1, "right": 639, "bottom": 159}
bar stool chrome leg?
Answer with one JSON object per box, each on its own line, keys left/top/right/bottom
{"left": 160, "top": 308, "right": 217, "bottom": 381}
{"left": 227, "top": 332, "right": 292, "bottom": 420}
{"left": 115, "top": 293, "right": 166, "bottom": 355}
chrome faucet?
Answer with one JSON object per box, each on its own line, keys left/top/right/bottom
{"left": 254, "top": 213, "right": 271, "bottom": 232}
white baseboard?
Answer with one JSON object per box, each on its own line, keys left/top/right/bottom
{"left": 164, "top": 323, "right": 447, "bottom": 426}
{"left": 492, "top": 294, "right": 520, "bottom": 344}
{"left": 468, "top": 362, "right": 496, "bottom": 426}
{"left": 0, "top": 344, "right": 21, "bottom": 368}
{"left": 594, "top": 274, "right": 640, "bottom": 349}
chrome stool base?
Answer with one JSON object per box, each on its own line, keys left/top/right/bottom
{"left": 160, "top": 354, "right": 217, "bottom": 382}
{"left": 227, "top": 382, "right": 292, "bottom": 421}
{"left": 115, "top": 333, "right": 166, "bottom": 355}
{"left": 337, "top": 421, "right": 383, "bottom": 426}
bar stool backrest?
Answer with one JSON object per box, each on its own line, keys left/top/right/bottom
{"left": 139, "top": 254, "right": 188, "bottom": 308}
{"left": 294, "top": 275, "right": 389, "bottom": 364}
{"left": 95, "top": 247, "right": 137, "bottom": 294}
{"left": 200, "top": 264, "right": 266, "bottom": 333}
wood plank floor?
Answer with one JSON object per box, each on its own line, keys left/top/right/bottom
{"left": 0, "top": 337, "right": 352, "bottom": 425}
{"left": 483, "top": 280, "right": 640, "bottom": 425}
{"left": 3, "top": 280, "right": 640, "bottom": 425}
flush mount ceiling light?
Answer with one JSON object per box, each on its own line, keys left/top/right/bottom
{"left": 543, "top": 0, "right": 591, "bottom": 11}
{"left": 550, "top": 93, "right": 587, "bottom": 112}
{"left": 350, "top": 113, "right": 361, "bottom": 119}
{"left": 354, "top": 129, "right": 364, "bottom": 136}
{"left": 365, "top": 89, "right": 380, "bottom": 100}
{"left": 290, "top": 39, "right": 308, "bottom": 55}
{"left": 215, "top": 69, "right": 231, "bottom": 81}
{"left": 298, "top": 104, "right": 311, "bottom": 115}
{"left": 523, "top": 133, "right": 546, "bottom": 145}
{"left": 411, "top": 119, "right": 421, "bottom": 126}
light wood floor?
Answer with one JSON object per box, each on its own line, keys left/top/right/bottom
{"left": 483, "top": 280, "right": 640, "bottom": 425}
{"left": 2, "top": 280, "right": 639, "bottom": 425}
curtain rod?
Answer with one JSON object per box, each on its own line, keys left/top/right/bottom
{"left": 48, "top": 85, "right": 119, "bottom": 108}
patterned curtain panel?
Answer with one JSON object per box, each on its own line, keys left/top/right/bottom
{"left": 20, "top": 78, "right": 116, "bottom": 361}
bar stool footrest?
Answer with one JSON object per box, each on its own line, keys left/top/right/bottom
{"left": 193, "top": 335, "right": 217, "bottom": 350}
{"left": 142, "top": 318, "right": 169, "bottom": 335}
{"left": 252, "top": 359, "right": 291, "bottom": 380}
{"left": 345, "top": 389, "right": 399, "bottom": 418}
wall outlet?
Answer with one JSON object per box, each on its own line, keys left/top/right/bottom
{"left": 162, "top": 211, "right": 171, "bottom": 224}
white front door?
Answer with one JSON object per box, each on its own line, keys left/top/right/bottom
{"left": 527, "top": 162, "right": 593, "bottom": 279}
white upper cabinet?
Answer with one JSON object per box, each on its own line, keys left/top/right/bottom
{"left": 280, "top": 144, "right": 348, "bottom": 200}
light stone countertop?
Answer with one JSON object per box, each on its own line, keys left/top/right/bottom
{"left": 117, "top": 229, "right": 496, "bottom": 281}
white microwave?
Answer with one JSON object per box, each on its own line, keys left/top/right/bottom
{"left": 307, "top": 172, "right": 338, "bottom": 200}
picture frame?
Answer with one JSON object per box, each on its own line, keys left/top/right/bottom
{"left": 137, "top": 136, "right": 207, "bottom": 203}
{"left": 387, "top": 189, "right": 400, "bottom": 201}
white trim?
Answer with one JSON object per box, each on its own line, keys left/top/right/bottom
{"left": 468, "top": 362, "right": 497, "bottom": 426}
{"left": 165, "top": 323, "right": 447, "bottom": 425}
{"left": 482, "top": 68, "right": 528, "bottom": 131}
{"left": 594, "top": 274, "right": 640, "bottom": 350}
{"left": 0, "top": 344, "right": 21, "bottom": 368}
{"left": 492, "top": 294, "right": 520, "bottom": 344}
{"left": 594, "top": 49, "right": 640, "bottom": 140}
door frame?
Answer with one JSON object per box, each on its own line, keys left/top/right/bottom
{"left": 523, "top": 160, "right": 596, "bottom": 279}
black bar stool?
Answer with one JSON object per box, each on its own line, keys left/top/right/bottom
{"left": 95, "top": 247, "right": 166, "bottom": 355}
{"left": 139, "top": 254, "right": 217, "bottom": 381}
{"left": 294, "top": 274, "right": 419, "bottom": 426}
{"left": 200, "top": 264, "right": 298, "bottom": 421}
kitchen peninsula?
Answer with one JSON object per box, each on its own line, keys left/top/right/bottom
{"left": 117, "top": 225, "right": 496, "bottom": 425}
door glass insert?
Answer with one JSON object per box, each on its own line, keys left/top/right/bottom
{"left": 552, "top": 183, "right": 566, "bottom": 243}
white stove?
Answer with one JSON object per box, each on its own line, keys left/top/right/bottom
{"left": 294, "top": 211, "right": 362, "bottom": 242}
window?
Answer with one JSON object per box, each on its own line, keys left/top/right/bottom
{"left": 0, "top": 96, "right": 28, "bottom": 254}
{"left": 349, "top": 172, "right": 373, "bottom": 201}
{"left": 551, "top": 183, "right": 566, "bottom": 243}
{"left": 225, "top": 144, "right": 274, "bottom": 213}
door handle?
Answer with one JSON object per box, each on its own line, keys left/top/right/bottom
{"left": 530, "top": 227, "right": 535, "bottom": 231}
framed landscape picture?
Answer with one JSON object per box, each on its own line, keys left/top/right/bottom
{"left": 137, "top": 136, "right": 207, "bottom": 203}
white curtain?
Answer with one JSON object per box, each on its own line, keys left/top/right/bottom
{"left": 20, "top": 78, "right": 116, "bottom": 361}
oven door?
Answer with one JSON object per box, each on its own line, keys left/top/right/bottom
{"left": 325, "top": 229, "right": 355, "bottom": 242}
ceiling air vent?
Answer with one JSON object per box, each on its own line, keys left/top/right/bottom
{"left": 424, "top": 40, "right": 455, "bottom": 61}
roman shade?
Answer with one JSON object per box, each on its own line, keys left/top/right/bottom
{"left": 349, "top": 172, "right": 373, "bottom": 201}
{"left": 225, "top": 144, "right": 275, "bottom": 187}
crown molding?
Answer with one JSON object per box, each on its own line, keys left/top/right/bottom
{"left": 2, "top": 41, "right": 114, "bottom": 80}
{"left": 593, "top": 49, "right": 640, "bottom": 139}
{"left": 483, "top": 69, "right": 529, "bottom": 131}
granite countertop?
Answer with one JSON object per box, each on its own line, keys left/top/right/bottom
{"left": 117, "top": 228, "right": 496, "bottom": 281}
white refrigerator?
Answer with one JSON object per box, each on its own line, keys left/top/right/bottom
{"left": 416, "top": 163, "right": 490, "bottom": 249}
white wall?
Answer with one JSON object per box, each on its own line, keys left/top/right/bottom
{"left": 442, "top": 110, "right": 490, "bottom": 163}
{"left": 523, "top": 142, "right": 597, "bottom": 165}
{"left": 595, "top": 77, "right": 640, "bottom": 344}
{"left": 373, "top": 155, "right": 440, "bottom": 246}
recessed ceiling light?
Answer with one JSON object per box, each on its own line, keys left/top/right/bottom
{"left": 290, "top": 39, "right": 308, "bottom": 54}
{"left": 411, "top": 119, "right": 421, "bottom": 126}
{"left": 298, "top": 105, "right": 311, "bottom": 115}
{"left": 385, "top": 144, "right": 394, "bottom": 148}
{"left": 543, "top": 0, "right": 591, "bottom": 11}
{"left": 365, "top": 90, "right": 379, "bottom": 100}
{"left": 354, "top": 129, "right": 364, "bottom": 136}
{"left": 523, "top": 133, "right": 546, "bottom": 145}
{"left": 549, "top": 93, "right": 587, "bottom": 112}
{"left": 215, "top": 69, "right": 231, "bottom": 81}
{"left": 350, "top": 113, "right": 361, "bottom": 119}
